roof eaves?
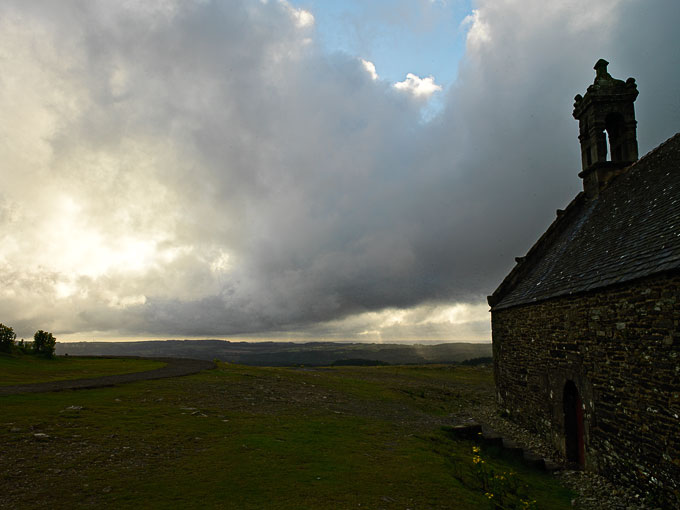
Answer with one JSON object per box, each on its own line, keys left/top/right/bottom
{"left": 490, "top": 266, "right": 680, "bottom": 312}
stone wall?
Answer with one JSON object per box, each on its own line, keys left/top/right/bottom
{"left": 492, "top": 271, "right": 680, "bottom": 505}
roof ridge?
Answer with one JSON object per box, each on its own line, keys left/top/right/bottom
{"left": 490, "top": 132, "right": 680, "bottom": 310}
{"left": 595, "top": 131, "right": 680, "bottom": 200}
{"left": 627, "top": 132, "right": 680, "bottom": 174}
{"left": 487, "top": 192, "right": 587, "bottom": 307}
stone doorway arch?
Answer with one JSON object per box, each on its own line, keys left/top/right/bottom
{"left": 563, "top": 380, "right": 585, "bottom": 466}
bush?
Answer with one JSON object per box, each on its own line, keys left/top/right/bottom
{"left": 33, "top": 330, "right": 56, "bottom": 358}
{"left": 331, "top": 358, "right": 390, "bottom": 366}
{"left": 0, "top": 323, "right": 17, "bottom": 353}
{"left": 461, "top": 356, "right": 493, "bottom": 367}
{"left": 16, "top": 338, "right": 34, "bottom": 354}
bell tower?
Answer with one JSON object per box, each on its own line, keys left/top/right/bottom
{"left": 573, "top": 59, "right": 639, "bottom": 197}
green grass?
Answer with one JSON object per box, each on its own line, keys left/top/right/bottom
{"left": 0, "top": 363, "right": 574, "bottom": 509}
{"left": 0, "top": 354, "right": 166, "bottom": 385}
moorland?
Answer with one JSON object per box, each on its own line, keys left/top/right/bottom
{"left": 0, "top": 354, "right": 575, "bottom": 509}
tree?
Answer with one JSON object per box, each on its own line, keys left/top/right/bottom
{"left": 33, "top": 330, "right": 56, "bottom": 358}
{"left": 0, "top": 323, "right": 17, "bottom": 353}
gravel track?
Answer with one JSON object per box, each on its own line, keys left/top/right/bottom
{"left": 0, "top": 357, "right": 216, "bottom": 396}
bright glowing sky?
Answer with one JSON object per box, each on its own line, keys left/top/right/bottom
{"left": 1, "top": 0, "right": 679, "bottom": 343}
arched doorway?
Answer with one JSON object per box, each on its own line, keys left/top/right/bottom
{"left": 563, "top": 380, "right": 585, "bottom": 466}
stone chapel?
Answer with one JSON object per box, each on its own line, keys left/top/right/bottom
{"left": 488, "top": 59, "right": 679, "bottom": 505}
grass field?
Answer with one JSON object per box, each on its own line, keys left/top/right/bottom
{"left": 0, "top": 355, "right": 166, "bottom": 386}
{"left": 0, "top": 363, "right": 574, "bottom": 509}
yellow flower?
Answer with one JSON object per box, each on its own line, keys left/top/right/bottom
{"left": 472, "top": 446, "right": 480, "bottom": 453}
{"left": 485, "top": 492, "right": 494, "bottom": 499}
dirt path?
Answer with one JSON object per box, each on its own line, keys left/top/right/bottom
{"left": 0, "top": 357, "right": 216, "bottom": 396}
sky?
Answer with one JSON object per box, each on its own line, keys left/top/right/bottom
{"left": 1, "top": 0, "right": 679, "bottom": 343}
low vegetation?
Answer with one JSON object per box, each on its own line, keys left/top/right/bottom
{"left": 0, "top": 362, "right": 574, "bottom": 509}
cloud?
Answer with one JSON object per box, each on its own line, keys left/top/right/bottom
{"left": 286, "top": 5, "right": 314, "bottom": 28}
{"left": 394, "top": 73, "right": 442, "bottom": 99}
{"left": 361, "top": 59, "right": 379, "bottom": 80}
{"left": 460, "top": 9, "right": 490, "bottom": 50}
{"left": 0, "top": 0, "right": 678, "bottom": 342}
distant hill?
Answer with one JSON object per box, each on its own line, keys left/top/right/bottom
{"left": 56, "top": 340, "right": 491, "bottom": 366}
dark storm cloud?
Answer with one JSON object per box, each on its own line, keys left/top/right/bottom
{"left": 0, "top": 0, "right": 678, "bottom": 340}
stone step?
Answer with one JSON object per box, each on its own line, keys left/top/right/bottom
{"left": 447, "top": 423, "right": 483, "bottom": 439}
{"left": 500, "top": 438, "right": 525, "bottom": 458}
{"left": 447, "top": 420, "right": 564, "bottom": 473}
{"left": 543, "top": 459, "right": 562, "bottom": 472}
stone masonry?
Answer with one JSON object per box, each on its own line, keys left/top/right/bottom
{"left": 492, "top": 271, "right": 680, "bottom": 505}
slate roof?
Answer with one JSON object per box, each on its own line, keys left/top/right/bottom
{"left": 489, "top": 132, "right": 680, "bottom": 310}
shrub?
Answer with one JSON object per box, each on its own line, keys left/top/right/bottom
{"left": 33, "top": 330, "right": 56, "bottom": 358}
{"left": 470, "top": 444, "right": 536, "bottom": 509}
{"left": 16, "top": 338, "right": 34, "bottom": 354}
{"left": 461, "top": 356, "right": 493, "bottom": 367}
{"left": 0, "top": 323, "right": 17, "bottom": 353}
